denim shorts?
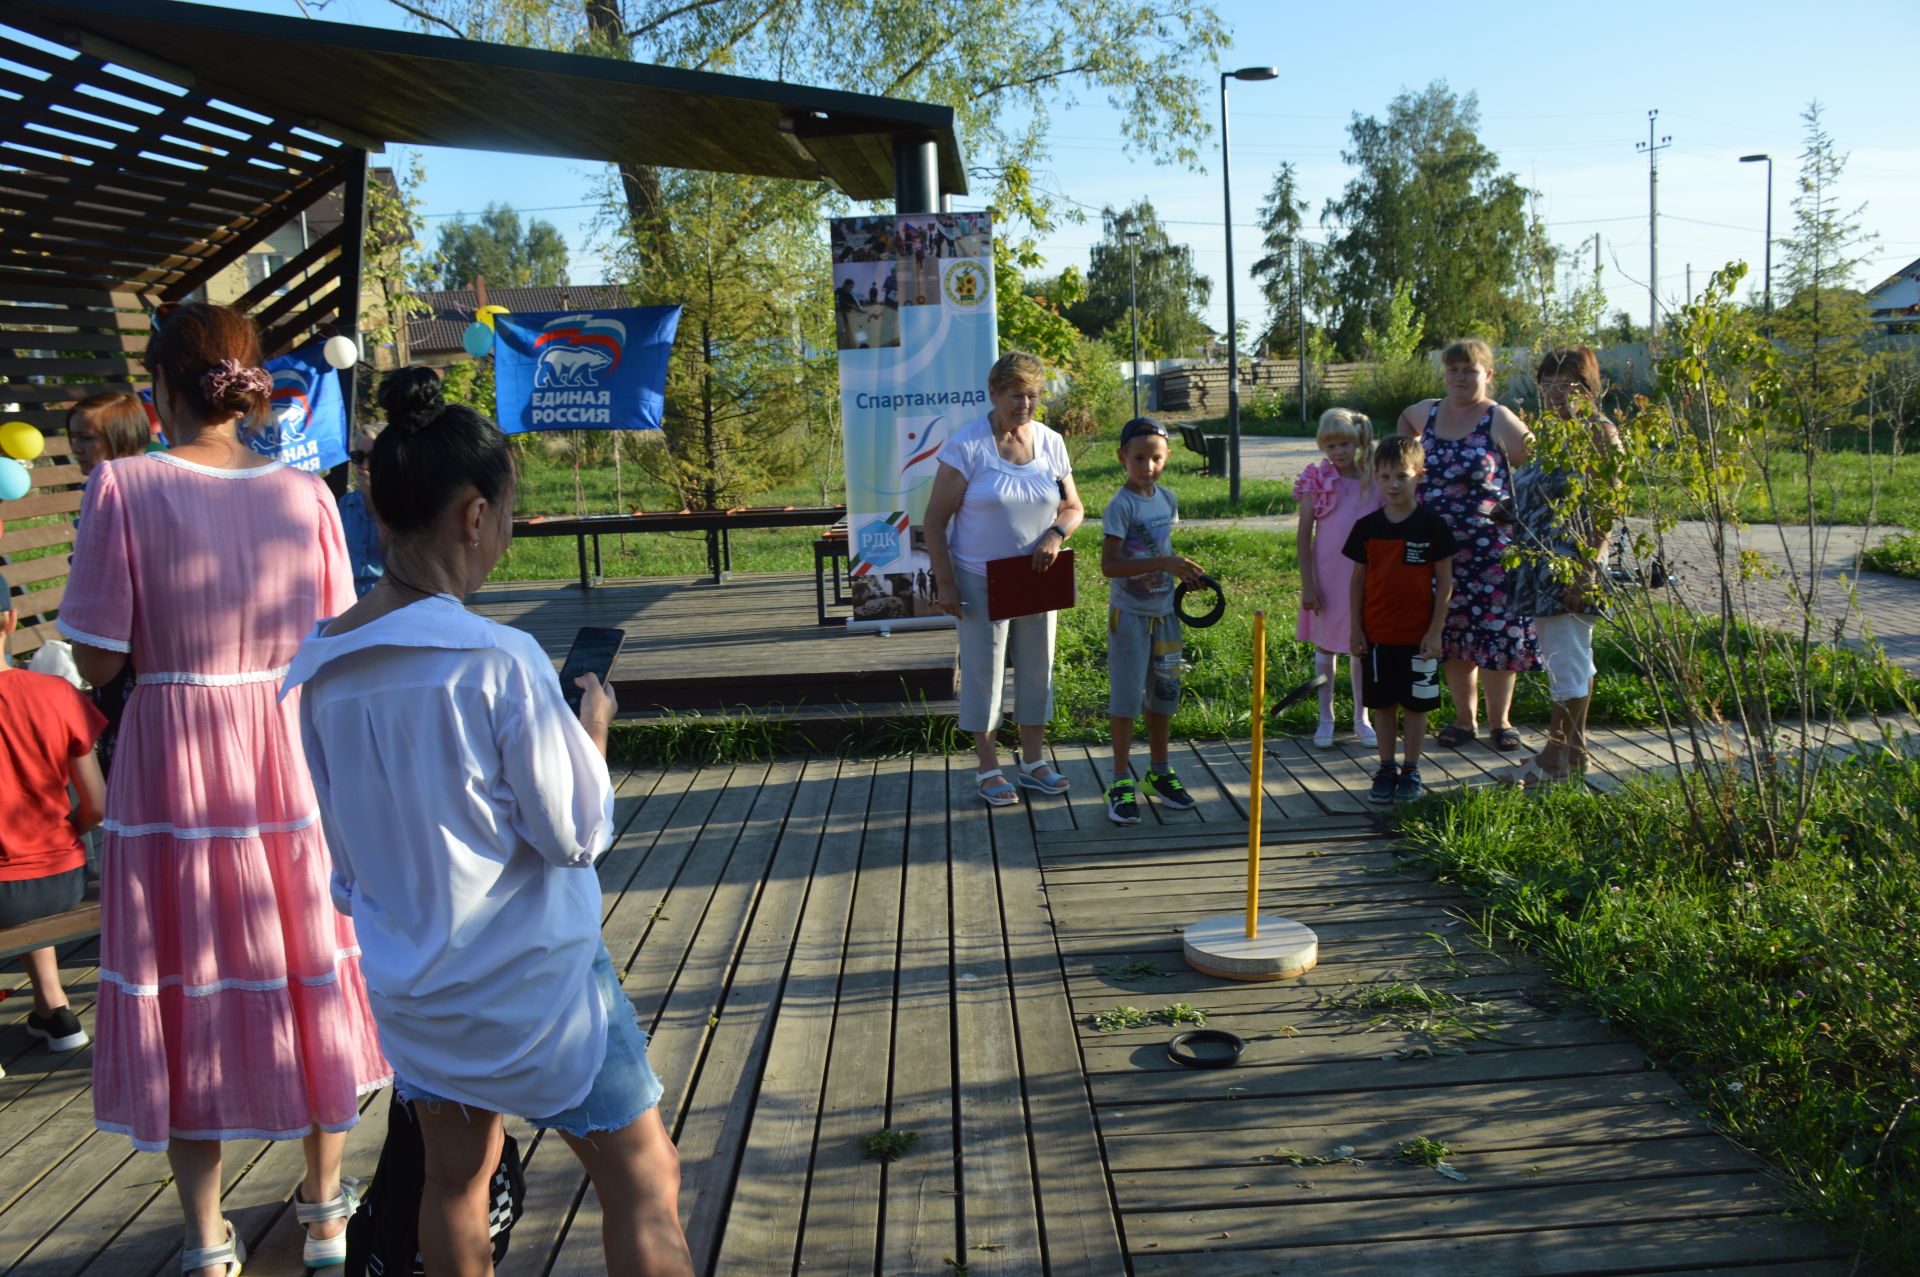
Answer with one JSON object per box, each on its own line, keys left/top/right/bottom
{"left": 0, "top": 865, "right": 85, "bottom": 930}
{"left": 393, "top": 945, "right": 664, "bottom": 1138}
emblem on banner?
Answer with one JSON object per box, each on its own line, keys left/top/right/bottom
{"left": 267, "top": 365, "right": 312, "bottom": 441}
{"left": 853, "top": 512, "right": 910, "bottom": 573}
{"left": 941, "top": 261, "right": 989, "bottom": 310}
{"left": 533, "top": 313, "right": 626, "bottom": 388}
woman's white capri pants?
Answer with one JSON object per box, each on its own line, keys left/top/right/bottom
{"left": 1533, "top": 612, "right": 1598, "bottom": 702}
{"left": 954, "top": 569, "right": 1056, "bottom": 732}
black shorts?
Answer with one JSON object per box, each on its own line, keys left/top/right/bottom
{"left": 0, "top": 865, "right": 86, "bottom": 930}
{"left": 1362, "top": 644, "right": 1442, "bottom": 712}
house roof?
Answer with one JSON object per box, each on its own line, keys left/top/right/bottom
{"left": 407, "top": 284, "right": 635, "bottom": 355}
{"left": 3, "top": 0, "right": 968, "bottom": 202}
{"left": 1866, "top": 256, "right": 1920, "bottom": 323}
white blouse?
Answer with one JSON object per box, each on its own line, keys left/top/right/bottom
{"left": 935, "top": 414, "right": 1072, "bottom": 575}
{"left": 283, "top": 595, "right": 616, "bottom": 1119}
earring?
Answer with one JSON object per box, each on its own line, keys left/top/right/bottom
{"left": 469, "top": 538, "right": 480, "bottom": 549}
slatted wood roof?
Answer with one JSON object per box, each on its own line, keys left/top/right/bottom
{"left": 3, "top": 0, "right": 969, "bottom": 202}
{"left": 0, "top": 0, "right": 966, "bottom": 654}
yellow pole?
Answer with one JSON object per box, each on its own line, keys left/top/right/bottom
{"left": 1247, "top": 610, "right": 1266, "bottom": 938}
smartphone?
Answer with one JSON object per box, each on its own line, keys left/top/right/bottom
{"left": 558, "top": 626, "right": 625, "bottom": 714}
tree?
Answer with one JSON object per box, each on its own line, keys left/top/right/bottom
{"left": 1249, "top": 162, "right": 1329, "bottom": 357}
{"left": 1320, "top": 82, "right": 1536, "bottom": 355}
{"left": 360, "top": 153, "right": 435, "bottom": 365}
{"left": 418, "top": 202, "right": 570, "bottom": 290}
{"left": 610, "top": 169, "right": 836, "bottom": 507}
{"left": 1772, "top": 101, "right": 1880, "bottom": 436}
{"left": 1065, "top": 200, "right": 1212, "bottom": 359}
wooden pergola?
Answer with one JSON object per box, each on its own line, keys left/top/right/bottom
{"left": 0, "top": 0, "right": 966, "bottom": 653}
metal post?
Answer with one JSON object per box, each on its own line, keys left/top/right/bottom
{"left": 1221, "top": 74, "right": 1241, "bottom": 503}
{"left": 1637, "top": 111, "right": 1670, "bottom": 341}
{"left": 1217, "top": 67, "right": 1277, "bottom": 505}
{"left": 1296, "top": 239, "right": 1308, "bottom": 429}
{"left": 1126, "top": 229, "right": 1142, "bottom": 418}
{"left": 891, "top": 135, "right": 938, "bottom": 215}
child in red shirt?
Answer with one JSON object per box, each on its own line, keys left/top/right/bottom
{"left": 0, "top": 572, "right": 107, "bottom": 1064}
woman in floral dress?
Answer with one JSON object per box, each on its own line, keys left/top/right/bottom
{"left": 1395, "top": 338, "right": 1537, "bottom": 752}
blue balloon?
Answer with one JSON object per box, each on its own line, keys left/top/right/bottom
{"left": 0, "top": 457, "right": 28, "bottom": 501}
{"left": 461, "top": 321, "right": 495, "bottom": 358}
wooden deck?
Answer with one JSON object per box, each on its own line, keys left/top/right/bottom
{"left": 468, "top": 572, "right": 956, "bottom": 716}
{"left": 0, "top": 730, "right": 1857, "bottom": 1275}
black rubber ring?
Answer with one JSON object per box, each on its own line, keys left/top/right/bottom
{"left": 1165, "top": 1029, "right": 1246, "bottom": 1069}
{"left": 1174, "top": 575, "right": 1227, "bottom": 628}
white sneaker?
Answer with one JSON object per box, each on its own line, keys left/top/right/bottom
{"left": 1312, "top": 721, "right": 1336, "bottom": 748}
{"left": 1355, "top": 721, "right": 1378, "bottom": 747}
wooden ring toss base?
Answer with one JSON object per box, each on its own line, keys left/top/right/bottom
{"left": 1182, "top": 912, "right": 1319, "bottom": 982}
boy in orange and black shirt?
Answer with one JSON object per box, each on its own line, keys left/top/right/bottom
{"left": 1343, "top": 436, "right": 1458, "bottom": 804}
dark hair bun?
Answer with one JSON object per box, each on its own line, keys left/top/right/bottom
{"left": 378, "top": 366, "right": 445, "bottom": 434}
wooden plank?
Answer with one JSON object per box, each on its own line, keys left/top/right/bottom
{"left": 0, "top": 904, "right": 97, "bottom": 961}
{"left": 1128, "top": 1216, "right": 1845, "bottom": 1276}
{"left": 949, "top": 753, "right": 1044, "bottom": 1274}
{"left": 878, "top": 754, "right": 960, "bottom": 1275}
{"left": 670, "top": 756, "right": 838, "bottom": 1267}
{"left": 1081, "top": 1016, "right": 1618, "bottom": 1076}
{"left": 709, "top": 758, "right": 875, "bottom": 1273}
{"left": 1101, "top": 1103, "right": 1713, "bottom": 1171}
{"left": 1120, "top": 1172, "right": 1798, "bottom": 1254}
{"left": 0, "top": 488, "right": 82, "bottom": 522}
{"left": 988, "top": 801, "right": 1128, "bottom": 1275}
{"left": 796, "top": 755, "right": 910, "bottom": 1273}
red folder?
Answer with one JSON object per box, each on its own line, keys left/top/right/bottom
{"left": 984, "top": 550, "right": 1077, "bottom": 621}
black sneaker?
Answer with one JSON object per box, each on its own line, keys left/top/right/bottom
{"left": 1395, "top": 765, "right": 1426, "bottom": 803}
{"left": 1142, "top": 768, "right": 1197, "bottom": 811}
{"left": 1105, "top": 778, "right": 1141, "bottom": 825}
{"left": 1368, "top": 766, "right": 1399, "bottom": 805}
{"left": 26, "top": 1006, "right": 88, "bottom": 1053}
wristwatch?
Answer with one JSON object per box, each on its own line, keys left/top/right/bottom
{"left": 1047, "top": 524, "right": 1069, "bottom": 542}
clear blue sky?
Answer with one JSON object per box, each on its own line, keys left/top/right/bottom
{"left": 225, "top": 0, "right": 1918, "bottom": 337}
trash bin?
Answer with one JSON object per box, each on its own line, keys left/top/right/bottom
{"left": 1205, "top": 436, "right": 1228, "bottom": 478}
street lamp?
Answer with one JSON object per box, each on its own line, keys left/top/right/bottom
{"left": 1739, "top": 153, "right": 1773, "bottom": 316}
{"left": 1125, "top": 228, "right": 1143, "bottom": 418}
{"left": 1220, "top": 64, "right": 1278, "bottom": 504}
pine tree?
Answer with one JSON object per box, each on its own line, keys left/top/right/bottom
{"left": 1772, "top": 101, "right": 1879, "bottom": 436}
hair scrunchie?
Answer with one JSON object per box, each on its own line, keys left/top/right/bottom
{"left": 200, "top": 358, "right": 272, "bottom": 404}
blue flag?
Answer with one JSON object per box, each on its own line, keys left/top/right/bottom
{"left": 248, "top": 340, "right": 348, "bottom": 473}
{"left": 493, "top": 306, "right": 682, "bottom": 434}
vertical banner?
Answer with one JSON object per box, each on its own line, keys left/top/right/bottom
{"left": 833, "top": 211, "right": 996, "bottom": 625}
{"left": 492, "top": 306, "right": 682, "bottom": 435}
{"left": 249, "top": 340, "right": 347, "bottom": 473}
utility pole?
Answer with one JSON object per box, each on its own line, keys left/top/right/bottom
{"left": 1637, "top": 110, "right": 1671, "bottom": 341}
{"left": 1125, "top": 229, "right": 1143, "bottom": 418}
{"left": 1686, "top": 263, "right": 1692, "bottom": 307}
{"left": 1296, "top": 240, "right": 1308, "bottom": 429}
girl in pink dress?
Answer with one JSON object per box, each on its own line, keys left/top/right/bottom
{"left": 1295, "top": 409, "right": 1384, "bottom": 748}
{"left": 60, "top": 304, "right": 389, "bottom": 1277}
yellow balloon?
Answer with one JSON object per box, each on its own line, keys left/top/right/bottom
{"left": 476, "top": 305, "right": 512, "bottom": 330}
{"left": 0, "top": 420, "right": 44, "bottom": 462}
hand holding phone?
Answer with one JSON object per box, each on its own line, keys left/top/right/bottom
{"left": 558, "top": 627, "right": 625, "bottom": 715}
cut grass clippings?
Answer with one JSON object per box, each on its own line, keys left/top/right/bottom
{"left": 1391, "top": 753, "right": 1920, "bottom": 1271}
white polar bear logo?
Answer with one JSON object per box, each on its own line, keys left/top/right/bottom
{"left": 536, "top": 345, "right": 614, "bottom": 388}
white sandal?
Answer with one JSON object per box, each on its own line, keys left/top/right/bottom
{"left": 1016, "top": 758, "right": 1071, "bottom": 794}
{"left": 181, "top": 1219, "right": 244, "bottom": 1276}
{"left": 293, "top": 1177, "right": 361, "bottom": 1269}
{"left": 976, "top": 768, "right": 1019, "bottom": 807}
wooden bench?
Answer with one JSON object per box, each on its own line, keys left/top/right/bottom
{"left": 0, "top": 902, "right": 100, "bottom": 963}
{"left": 514, "top": 506, "right": 848, "bottom": 590}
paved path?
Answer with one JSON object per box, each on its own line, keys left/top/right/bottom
{"left": 1190, "top": 443, "right": 1920, "bottom": 671}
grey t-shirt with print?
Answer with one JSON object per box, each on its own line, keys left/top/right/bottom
{"left": 1103, "top": 484, "right": 1179, "bottom": 615}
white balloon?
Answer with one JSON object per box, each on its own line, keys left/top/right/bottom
{"left": 323, "top": 335, "right": 359, "bottom": 369}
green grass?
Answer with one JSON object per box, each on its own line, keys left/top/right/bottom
{"left": 1391, "top": 754, "right": 1920, "bottom": 1270}
{"left": 1863, "top": 531, "right": 1920, "bottom": 580}
{"left": 1725, "top": 449, "right": 1920, "bottom": 527}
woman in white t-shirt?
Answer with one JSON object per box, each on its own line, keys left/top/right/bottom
{"left": 924, "top": 352, "right": 1086, "bottom": 805}
{"left": 284, "top": 383, "right": 692, "bottom": 1276}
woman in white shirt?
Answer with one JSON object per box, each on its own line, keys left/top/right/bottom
{"left": 284, "top": 381, "right": 692, "bottom": 1277}
{"left": 924, "top": 351, "right": 1086, "bottom": 805}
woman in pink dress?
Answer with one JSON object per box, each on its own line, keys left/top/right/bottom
{"left": 61, "top": 304, "right": 389, "bottom": 1277}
